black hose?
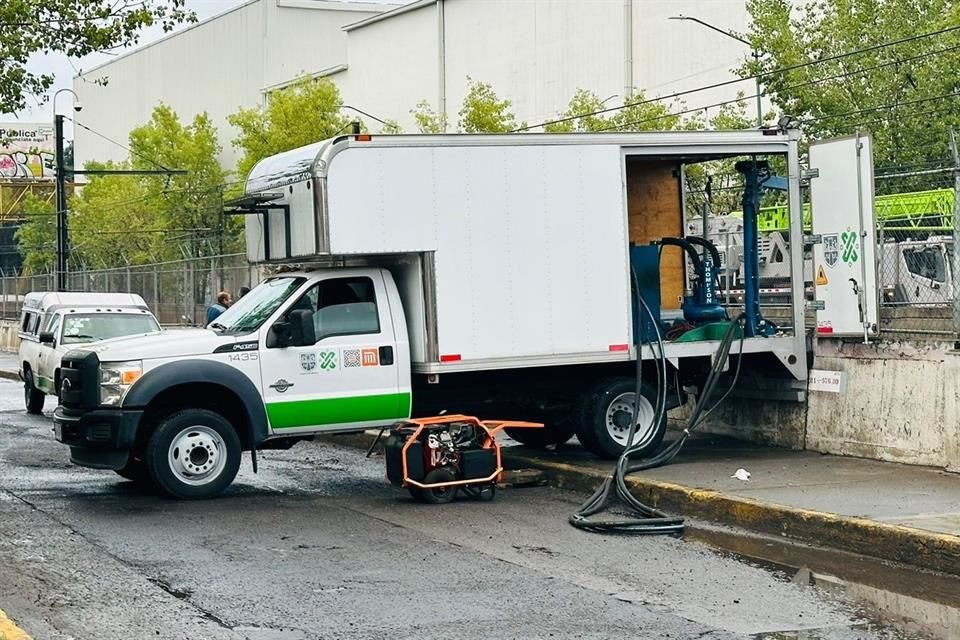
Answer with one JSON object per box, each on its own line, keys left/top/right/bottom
{"left": 658, "top": 237, "right": 702, "bottom": 274}
{"left": 569, "top": 270, "right": 746, "bottom": 535}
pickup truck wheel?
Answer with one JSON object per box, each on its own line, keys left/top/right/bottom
{"left": 145, "top": 410, "right": 241, "bottom": 499}
{"left": 579, "top": 378, "right": 666, "bottom": 460}
{"left": 23, "top": 371, "right": 45, "bottom": 415}
{"left": 505, "top": 418, "right": 576, "bottom": 448}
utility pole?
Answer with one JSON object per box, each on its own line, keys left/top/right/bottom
{"left": 54, "top": 113, "right": 68, "bottom": 291}
{"left": 670, "top": 15, "right": 762, "bottom": 127}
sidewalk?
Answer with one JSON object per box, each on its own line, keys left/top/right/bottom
{"left": 502, "top": 435, "right": 960, "bottom": 575}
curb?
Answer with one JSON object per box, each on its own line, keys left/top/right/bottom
{"left": 504, "top": 452, "right": 960, "bottom": 578}
{"left": 321, "top": 432, "right": 960, "bottom": 577}
{"left": 0, "top": 368, "right": 20, "bottom": 382}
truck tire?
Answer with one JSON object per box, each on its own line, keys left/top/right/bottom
{"left": 577, "top": 378, "right": 666, "bottom": 460}
{"left": 504, "top": 417, "right": 576, "bottom": 448}
{"left": 144, "top": 409, "right": 241, "bottom": 500}
{"left": 23, "top": 370, "right": 45, "bottom": 415}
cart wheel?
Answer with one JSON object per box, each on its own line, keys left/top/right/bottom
{"left": 407, "top": 486, "right": 427, "bottom": 502}
{"left": 420, "top": 467, "right": 457, "bottom": 504}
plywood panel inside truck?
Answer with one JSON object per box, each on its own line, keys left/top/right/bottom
{"left": 626, "top": 159, "right": 683, "bottom": 309}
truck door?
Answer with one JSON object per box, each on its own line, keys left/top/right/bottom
{"left": 260, "top": 271, "right": 408, "bottom": 434}
{"left": 36, "top": 313, "right": 61, "bottom": 393}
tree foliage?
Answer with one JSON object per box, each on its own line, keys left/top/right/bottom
{"left": 543, "top": 89, "right": 697, "bottom": 133}
{"left": 458, "top": 79, "right": 525, "bottom": 133}
{"left": 228, "top": 77, "right": 349, "bottom": 182}
{"left": 411, "top": 100, "right": 447, "bottom": 134}
{"left": 0, "top": 1, "right": 194, "bottom": 114}
{"left": 741, "top": 0, "right": 960, "bottom": 169}
{"left": 15, "top": 194, "right": 56, "bottom": 273}
{"left": 17, "top": 105, "right": 231, "bottom": 270}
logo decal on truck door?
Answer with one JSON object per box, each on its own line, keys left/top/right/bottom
{"left": 319, "top": 350, "right": 337, "bottom": 370}
{"left": 823, "top": 234, "right": 839, "bottom": 267}
{"left": 301, "top": 353, "right": 317, "bottom": 372}
{"left": 343, "top": 349, "right": 361, "bottom": 368}
{"left": 361, "top": 349, "right": 379, "bottom": 367}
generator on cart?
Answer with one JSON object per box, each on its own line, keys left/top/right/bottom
{"left": 385, "top": 415, "right": 541, "bottom": 504}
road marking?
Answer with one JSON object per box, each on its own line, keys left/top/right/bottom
{"left": 0, "top": 608, "right": 32, "bottom": 640}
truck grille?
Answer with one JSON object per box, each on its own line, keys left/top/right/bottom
{"left": 59, "top": 350, "right": 100, "bottom": 411}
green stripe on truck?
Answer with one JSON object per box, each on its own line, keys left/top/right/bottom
{"left": 267, "top": 392, "right": 411, "bottom": 429}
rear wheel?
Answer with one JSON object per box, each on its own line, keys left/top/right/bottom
{"left": 23, "top": 370, "right": 44, "bottom": 415}
{"left": 145, "top": 409, "right": 241, "bottom": 499}
{"left": 577, "top": 378, "right": 666, "bottom": 460}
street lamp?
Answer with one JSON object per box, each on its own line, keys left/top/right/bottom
{"left": 52, "top": 88, "right": 82, "bottom": 292}
{"left": 669, "top": 15, "right": 762, "bottom": 127}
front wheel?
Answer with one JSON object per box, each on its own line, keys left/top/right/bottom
{"left": 145, "top": 409, "right": 241, "bottom": 499}
{"left": 576, "top": 378, "right": 666, "bottom": 460}
{"left": 24, "top": 371, "right": 45, "bottom": 415}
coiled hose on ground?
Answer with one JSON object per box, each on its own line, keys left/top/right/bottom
{"left": 569, "top": 271, "right": 746, "bottom": 535}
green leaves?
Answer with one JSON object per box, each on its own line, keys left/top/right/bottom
{"left": 741, "top": 0, "right": 960, "bottom": 170}
{"left": 16, "top": 105, "right": 232, "bottom": 269}
{"left": 457, "top": 78, "right": 525, "bottom": 133}
{"left": 227, "top": 76, "right": 349, "bottom": 183}
{"left": 0, "top": 1, "right": 195, "bottom": 114}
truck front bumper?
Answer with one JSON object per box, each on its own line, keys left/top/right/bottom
{"left": 53, "top": 407, "right": 143, "bottom": 470}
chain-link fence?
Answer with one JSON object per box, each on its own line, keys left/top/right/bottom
{"left": 0, "top": 253, "right": 259, "bottom": 326}
{"left": 874, "top": 162, "right": 959, "bottom": 338}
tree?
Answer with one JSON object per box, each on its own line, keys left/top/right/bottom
{"left": 228, "top": 77, "right": 350, "bottom": 183}
{"left": 0, "top": 1, "right": 194, "bottom": 114}
{"left": 16, "top": 105, "right": 230, "bottom": 270}
{"left": 15, "top": 194, "right": 56, "bottom": 273}
{"left": 542, "top": 89, "right": 694, "bottom": 133}
{"left": 411, "top": 100, "right": 447, "bottom": 134}
{"left": 458, "top": 79, "right": 525, "bottom": 133}
{"left": 740, "top": 0, "right": 960, "bottom": 171}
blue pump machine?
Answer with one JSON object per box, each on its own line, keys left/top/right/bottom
{"left": 735, "top": 159, "right": 777, "bottom": 338}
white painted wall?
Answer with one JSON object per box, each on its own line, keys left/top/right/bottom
{"left": 73, "top": 0, "right": 383, "bottom": 171}
{"left": 337, "top": 0, "right": 757, "bottom": 133}
{"left": 336, "top": 6, "right": 438, "bottom": 129}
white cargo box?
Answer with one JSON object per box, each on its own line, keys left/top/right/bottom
{"left": 238, "top": 133, "right": 808, "bottom": 380}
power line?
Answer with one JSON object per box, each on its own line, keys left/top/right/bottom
{"left": 513, "top": 23, "right": 960, "bottom": 133}
{"left": 800, "top": 91, "right": 960, "bottom": 125}
{"left": 69, "top": 118, "right": 173, "bottom": 172}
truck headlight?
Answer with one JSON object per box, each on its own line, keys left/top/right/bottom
{"left": 99, "top": 361, "right": 143, "bottom": 406}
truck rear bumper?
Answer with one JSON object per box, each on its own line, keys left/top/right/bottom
{"left": 54, "top": 407, "right": 143, "bottom": 470}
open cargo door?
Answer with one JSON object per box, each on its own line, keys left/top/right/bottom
{"left": 809, "top": 134, "right": 879, "bottom": 338}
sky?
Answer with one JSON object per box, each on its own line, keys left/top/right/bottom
{"left": 7, "top": 0, "right": 256, "bottom": 123}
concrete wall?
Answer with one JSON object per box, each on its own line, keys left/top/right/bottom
{"left": 0, "top": 320, "right": 20, "bottom": 352}
{"left": 806, "top": 340, "right": 960, "bottom": 471}
{"left": 696, "top": 337, "right": 960, "bottom": 472}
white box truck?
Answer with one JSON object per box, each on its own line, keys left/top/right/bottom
{"left": 53, "top": 131, "right": 809, "bottom": 499}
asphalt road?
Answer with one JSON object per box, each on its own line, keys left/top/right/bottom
{"left": 0, "top": 381, "right": 918, "bottom": 640}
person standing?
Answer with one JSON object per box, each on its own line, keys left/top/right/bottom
{"left": 206, "top": 291, "right": 232, "bottom": 324}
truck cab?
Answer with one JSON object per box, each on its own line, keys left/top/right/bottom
{"left": 19, "top": 292, "right": 160, "bottom": 414}
{"left": 53, "top": 268, "right": 411, "bottom": 499}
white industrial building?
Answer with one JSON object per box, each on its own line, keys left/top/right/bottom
{"left": 74, "top": 0, "right": 756, "bottom": 170}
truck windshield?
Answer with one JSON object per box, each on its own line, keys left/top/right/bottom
{"left": 209, "top": 277, "right": 305, "bottom": 334}
{"left": 61, "top": 314, "right": 161, "bottom": 345}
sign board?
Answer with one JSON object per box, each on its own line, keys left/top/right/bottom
{"left": 809, "top": 134, "right": 878, "bottom": 337}
{"left": 808, "top": 369, "right": 847, "bottom": 393}
{"left": 0, "top": 123, "right": 55, "bottom": 179}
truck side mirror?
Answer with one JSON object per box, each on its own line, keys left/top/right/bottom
{"left": 268, "top": 319, "right": 292, "bottom": 348}
{"left": 288, "top": 309, "right": 317, "bottom": 346}
{"left": 38, "top": 331, "right": 55, "bottom": 344}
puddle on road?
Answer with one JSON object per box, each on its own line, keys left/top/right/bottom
{"left": 689, "top": 526, "right": 960, "bottom": 640}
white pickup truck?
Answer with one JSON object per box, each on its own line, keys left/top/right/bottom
{"left": 19, "top": 292, "right": 161, "bottom": 414}
{"left": 52, "top": 131, "right": 811, "bottom": 499}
